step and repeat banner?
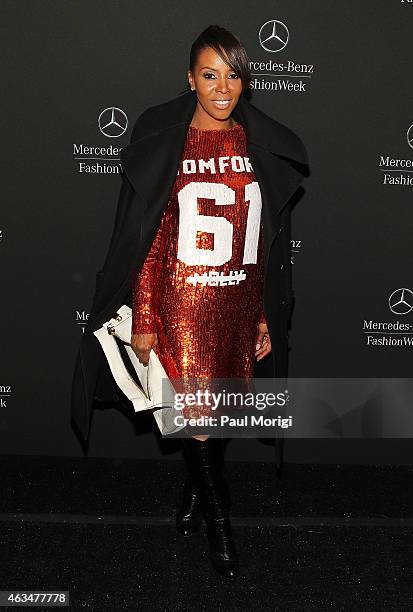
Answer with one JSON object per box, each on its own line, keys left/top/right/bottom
{"left": 1, "top": 1, "right": 412, "bottom": 461}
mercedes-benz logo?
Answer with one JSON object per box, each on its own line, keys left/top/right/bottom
{"left": 98, "top": 107, "right": 128, "bottom": 138}
{"left": 259, "top": 20, "right": 289, "bottom": 53}
{"left": 407, "top": 124, "right": 413, "bottom": 150}
{"left": 388, "top": 288, "right": 413, "bottom": 315}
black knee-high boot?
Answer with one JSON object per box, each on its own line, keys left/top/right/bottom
{"left": 176, "top": 439, "right": 203, "bottom": 537}
{"left": 181, "top": 437, "right": 239, "bottom": 578}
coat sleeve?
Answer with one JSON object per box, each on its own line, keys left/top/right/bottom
{"left": 258, "top": 307, "right": 267, "bottom": 326}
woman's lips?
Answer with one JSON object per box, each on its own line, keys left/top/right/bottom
{"left": 211, "top": 99, "right": 231, "bottom": 110}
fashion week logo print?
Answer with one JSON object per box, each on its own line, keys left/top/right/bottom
{"left": 378, "top": 124, "right": 413, "bottom": 187}
{"left": 0, "top": 385, "right": 11, "bottom": 409}
{"left": 249, "top": 19, "right": 315, "bottom": 93}
{"left": 73, "top": 107, "right": 128, "bottom": 175}
{"left": 388, "top": 288, "right": 413, "bottom": 316}
{"left": 0, "top": 383, "right": 10, "bottom": 446}
{"left": 75, "top": 310, "right": 89, "bottom": 333}
{"left": 363, "top": 288, "right": 413, "bottom": 348}
{"left": 98, "top": 107, "right": 128, "bottom": 138}
{"left": 258, "top": 20, "right": 289, "bottom": 53}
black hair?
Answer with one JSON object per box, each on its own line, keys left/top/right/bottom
{"left": 180, "top": 25, "right": 251, "bottom": 95}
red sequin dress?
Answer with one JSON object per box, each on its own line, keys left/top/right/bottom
{"left": 132, "top": 123, "right": 266, "bottom": 419}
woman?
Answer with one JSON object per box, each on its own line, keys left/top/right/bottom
{"left": 71, "top": 25, "right": 309, "bottom": 580}
{"left": 131, "top": 26, "right": 272, "bottom": 580}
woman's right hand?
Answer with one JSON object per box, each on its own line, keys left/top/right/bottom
{"left": 131, "top": 333, "right": 158, "bottom": 366}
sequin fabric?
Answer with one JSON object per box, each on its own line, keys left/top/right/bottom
{"left": 132, "top": 122, "right": 267, "bottom": 420}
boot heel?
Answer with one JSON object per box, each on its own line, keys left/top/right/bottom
{"left": 205, "top": 516, "right": 238, "bottom": 578}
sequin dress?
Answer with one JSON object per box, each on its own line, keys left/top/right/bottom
{"left": 132, "top": 122, "right": 266, "bottom": 419}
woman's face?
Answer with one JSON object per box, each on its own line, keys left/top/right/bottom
{"left": 188, "top": 46, "right": 243, "bottom": 124}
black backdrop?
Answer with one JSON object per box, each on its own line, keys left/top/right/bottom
{"left": 2, "top": 1, "right": 412, "bottom": 462}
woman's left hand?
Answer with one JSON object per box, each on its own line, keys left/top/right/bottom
{"left": 255, "top": 323, "right": 272, "bottom": 361}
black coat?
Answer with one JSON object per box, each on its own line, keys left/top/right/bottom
{"left": 70, "top": 88, "right": 309, "bottom": 448}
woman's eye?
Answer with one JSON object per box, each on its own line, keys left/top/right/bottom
{"left": 202, "top": 72, "right": 239, "bottom": 79}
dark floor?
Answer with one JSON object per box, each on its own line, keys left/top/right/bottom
{"left": 0, "top": 455, "right": 412, "bottom": 611}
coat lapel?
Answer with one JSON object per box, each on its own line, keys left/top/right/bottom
{"left": 120, "top": 122, "right": 190, "bottom": 257}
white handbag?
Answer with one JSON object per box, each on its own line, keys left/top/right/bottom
{"left": 93, "top": 304, "right": 184, "bottom": 436}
